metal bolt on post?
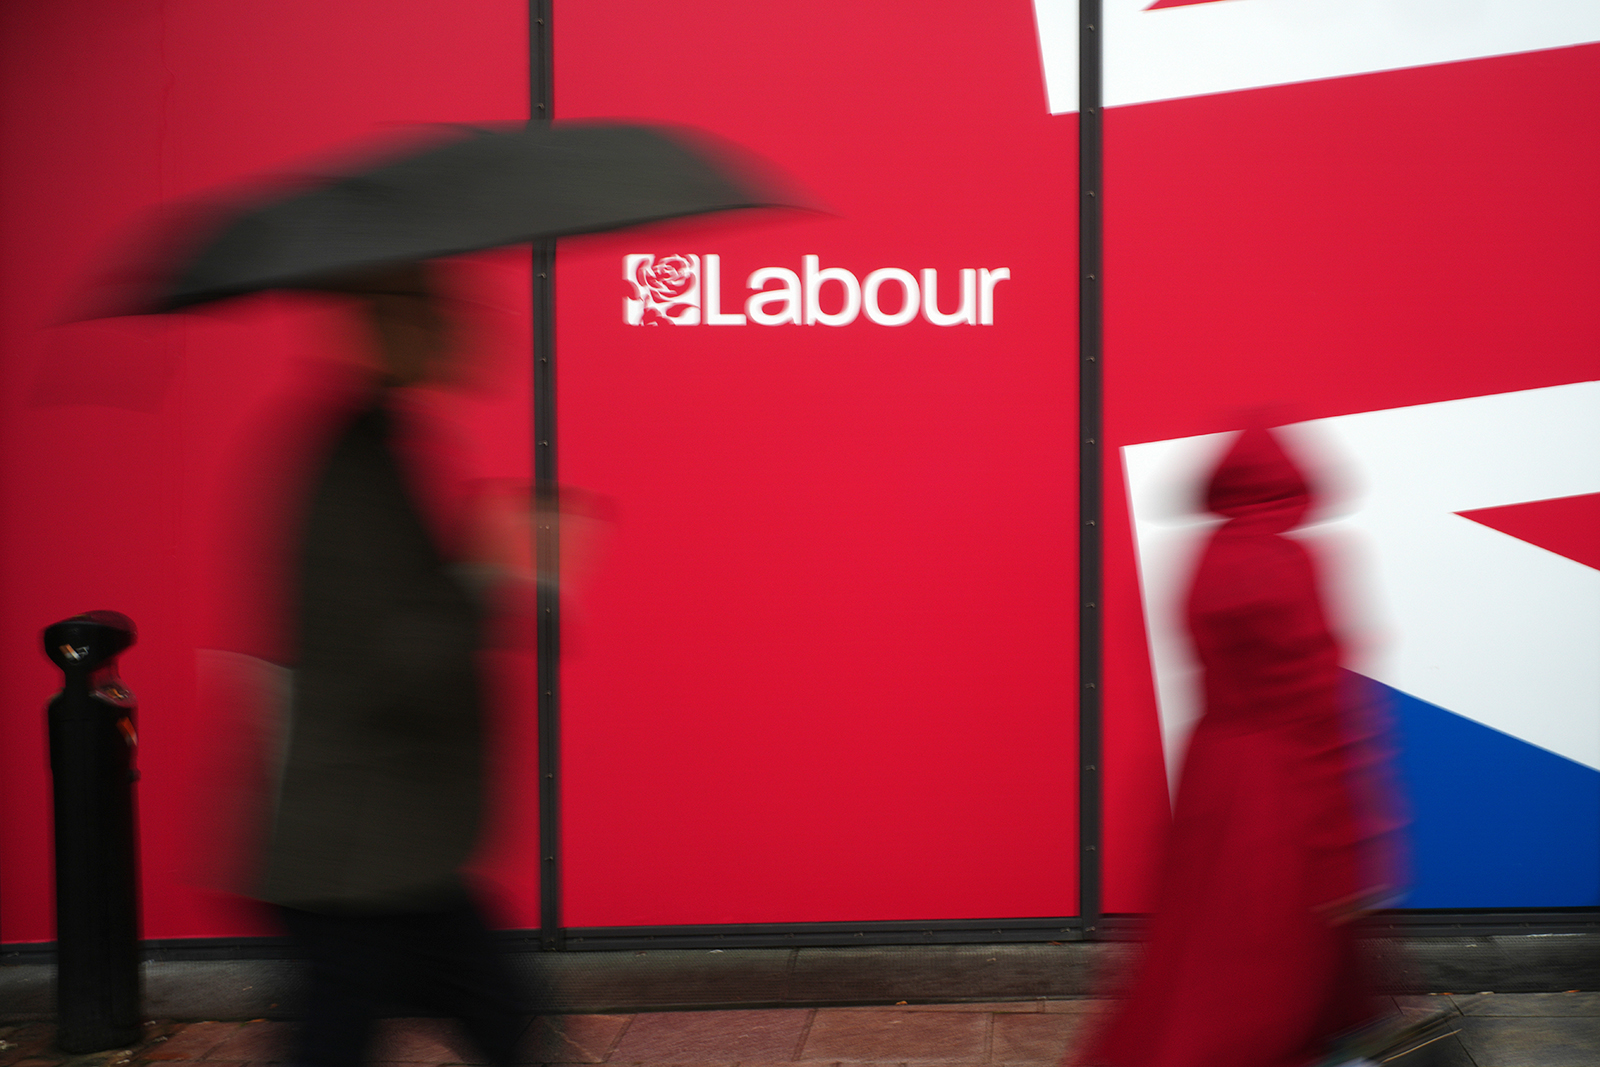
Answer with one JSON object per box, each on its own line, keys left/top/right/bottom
{"left": 43, "top": 611, "right": 142, "bottom": 1053}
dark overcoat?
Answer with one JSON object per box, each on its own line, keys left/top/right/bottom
{"left": 260, "top": 400, "right": 486, "bottom": 912}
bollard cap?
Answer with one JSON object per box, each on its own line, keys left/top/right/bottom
{"left": 43, "top": 611, "right": 136, "bottom": 672}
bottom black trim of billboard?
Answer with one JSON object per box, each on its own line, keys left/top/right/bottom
{"left": 4, "top": 909, "right": 1596, "bottom": 964}
{"left": 561, "top": 918, "right": 1087, "bottom": 951}
{"left": 1370, "top": 907, "right": 1600, "bottom": 936}
{"left": 1099, "top": 908, "right": 1600, "bottom": 940}
{"left": 558, "top": 909, "right": 1600, "bottom": 948}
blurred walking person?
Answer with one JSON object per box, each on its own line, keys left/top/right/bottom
{"left": 1075, "top": 425, "right": 1401, "bottom": 1067}
{"left": 261, "top": 263, "right": 529, "bottom": 1067}
{"left": 81, "top": 120, "right": 798, "bottom": 1067}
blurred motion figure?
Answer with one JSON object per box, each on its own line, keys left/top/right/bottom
{"left": 1078, "top": 426, "right": 1400, "bottom": 1067}
{"left": 77, "top": 119, "right": 799, "bottom": 1067}
{"left": 262, "top": 263, "right": 528, "bottom": 1067}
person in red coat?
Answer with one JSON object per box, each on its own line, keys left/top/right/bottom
{"left": 1079, "top": 425, "right": 1398, "bottom": 1067}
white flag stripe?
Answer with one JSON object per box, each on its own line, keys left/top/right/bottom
{"left": 1121, "top": 432, "right": 1230, "bottom": 793}
{"left": 1030, "top": 0, "right": 1080, "bottom": 115}
{"left": 1033, "top": 0, "right": 1600, "bottom": 114}
{"left": 1125, "top": 381, "right": 1600, "bottom": 792}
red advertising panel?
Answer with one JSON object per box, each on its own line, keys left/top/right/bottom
{"left": 553, "top": 1, "right": 1081, "bottom": 926}
{"left": 14, "top": 0, "right": 1592, "bottom": 948}
{"left": 0, "top": 0, "right": 536, "bottom": 942}
{"left": 1049, "top": 2, "right": 1600, "bottom": 910}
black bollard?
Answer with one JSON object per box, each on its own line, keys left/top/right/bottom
{"left": 44, "top": 611, "right": 142, "bottom": 1053}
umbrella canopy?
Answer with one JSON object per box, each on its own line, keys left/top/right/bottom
{"left": 128, "top": 122, "right": 797, "bottom": 313}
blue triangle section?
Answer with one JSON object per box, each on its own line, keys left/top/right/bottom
{"left": 1358, "top": 674, "right": 1600, "bottom": 907}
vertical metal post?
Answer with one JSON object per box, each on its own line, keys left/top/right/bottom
{"left": 530, "top": 0, "right": 564, "bottom": 952}
{"left": 1077, "top": 0, "right": 1105, "bottom": 938}
{"left": 45, "top": 611, "right": 142, "bottom": 1051}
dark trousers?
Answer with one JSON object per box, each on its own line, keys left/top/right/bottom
{"left": 278, "top": 896, "right": 529, "bottom": 1067}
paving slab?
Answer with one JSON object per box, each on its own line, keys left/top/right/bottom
{"left": 798, "top": 1010, "right": 987, "bottom": 1064}
{"left": 142, "top": 1023, "right": 247, "bottom": 1061}
{"left": 1392, "top": 993, "right": 1459, "bottom": 1014}
{"left": 0, "top": 1024, "right": 59, "bottom": 1063}
{"left": 370, "top": 1020, "right": 468, "bottom": 1063}
{"left": 529, "top": 1015, "right": 632, "bottom": 1064}
{"left": 989, "top": 1013, "right": 1088, "bottom": 1063}
{"left": 1395, "top": 1031, "right": 1477, "bottom": 1067}
{"left": 201, "top": 1022, "right": 292, "bottom": 1063}
{"left": 609, "top": 1010, "right": 811, "bottom": 1065}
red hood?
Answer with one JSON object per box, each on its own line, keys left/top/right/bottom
{"left": 1204, "top": 425, "right": 1312, "bottom": 533}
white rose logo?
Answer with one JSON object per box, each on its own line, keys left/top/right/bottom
{"left": 625, "top": 253, "right": 701, "bottom": 325}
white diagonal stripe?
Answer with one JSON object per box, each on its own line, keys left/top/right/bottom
{"left": 1125, "top": 381, "right": 1600, "bottom": 794}
{"left": 1032, "top": 0, "right": 1600, "bottom": 115}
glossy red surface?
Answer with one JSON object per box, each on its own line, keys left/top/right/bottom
{"left": 553, "top": 0, "right": 1080, "bottom": 925}
{"left": 0, "top": 0, "right": 533, "bottom": 941}
{"left": 1100, "top": 43, "right": 1600, "bottom": 910}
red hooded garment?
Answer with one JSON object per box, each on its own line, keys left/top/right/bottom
{"left": 1078, "top": 427, "right": 1386, "bottom": 1067}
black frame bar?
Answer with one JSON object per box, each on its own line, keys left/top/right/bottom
{"left": 1077, "top": 0, "right": 1104, "bottom": 938}
{"left": 531, "top": 0, "right": 562, "bottom": 952}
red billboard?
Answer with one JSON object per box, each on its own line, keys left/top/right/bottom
{"left": 551, "top": 0, "right": 1081, "bottom": 928}
{"left": 1068, "top": 1, "right": 1600, "bottom": 910}
{"left": 0, "top": 0, "right": 1079, "bottom": 944}
{"left": 5, "top": 0, "right": 1592, "bottom": 952}
{"left": 0, "top": 0, "right": 536, "bottom": 942}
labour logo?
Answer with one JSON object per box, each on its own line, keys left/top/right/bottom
{"left": 626, "top": 254, "right": 701, "bottom": 326}
{"left": 625, "top": 254, "right": 1010, "bottom": 327}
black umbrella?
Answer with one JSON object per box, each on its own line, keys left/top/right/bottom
{"left": 109, "top": 122, "right": 799, "bottom": 314}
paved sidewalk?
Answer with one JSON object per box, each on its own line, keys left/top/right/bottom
{"left": 3, "top": 995, "right": 1597, "bottom": 1067}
